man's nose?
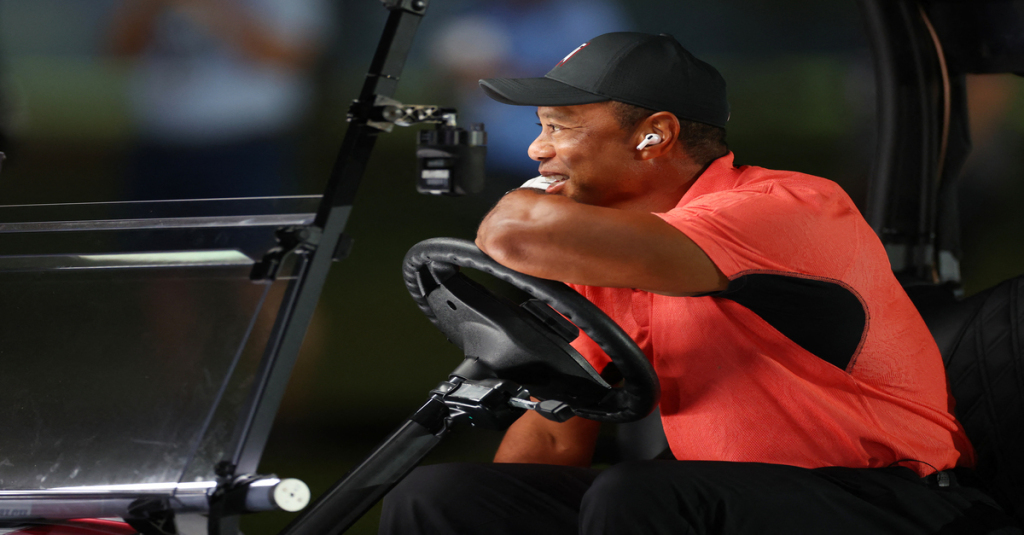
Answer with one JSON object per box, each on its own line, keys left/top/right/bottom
{"left": 527, "top": 133, "right": 553, "bottom": 161}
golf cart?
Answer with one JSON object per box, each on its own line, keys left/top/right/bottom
{"left": 0, "top": 0, "right": 1021, "bottom": 533}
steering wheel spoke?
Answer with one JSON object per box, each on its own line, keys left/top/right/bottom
{"left": 403, "top": 238, "right": 659, "bottom": 423}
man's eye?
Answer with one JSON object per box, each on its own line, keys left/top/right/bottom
{"left": 536, "top": 123, "right": 563, "bottom": 132}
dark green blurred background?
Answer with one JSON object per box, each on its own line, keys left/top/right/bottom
{"left": 1, "top": 1, "right": 1021, "bottom": 533}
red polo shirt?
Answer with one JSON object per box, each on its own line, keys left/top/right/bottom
{"left": 570, "top": 153, "right": 974, "bottom": 476}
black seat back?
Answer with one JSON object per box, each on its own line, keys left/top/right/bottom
{"left": 915, "top": 276, "right": 1024, "bottom": 523}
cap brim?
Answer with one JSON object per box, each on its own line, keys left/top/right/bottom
{"left": 479, "top": 76, "right": 608, "bottom": 107}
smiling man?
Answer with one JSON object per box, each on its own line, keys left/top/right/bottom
{"left": 379, "top": 32, "right": 1020, "bottom": 534}
{"left": 475, "top": 102, "right": 728, "bottom": 298}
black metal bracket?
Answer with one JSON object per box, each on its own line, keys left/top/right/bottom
{"left": 381, "top": 0, "right": 427, "bottom": 14}
{"left": 250, "top": 226, "right": 325, "bottom": 281}
{"left": 125, "top": 498, "right": 178, "bottom": 535}
{"left": 206, "top": 462, "right": 259, "bottom": 535}
{"left": 333, "top": 233, "right": 355, "bottom": 261}
{"left": 348, "top": 94, "right": 458, "bottom": 133}
{"left": 433, "top": 377, "right": 527, "bottom": 430}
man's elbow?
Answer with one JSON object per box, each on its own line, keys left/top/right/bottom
{"left": 476, "top": 193, "right": 567, "bottom": 272}
{"left": 476, "top": 223, "right": 525, "bottom": 268}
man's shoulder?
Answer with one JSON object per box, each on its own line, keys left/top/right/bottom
{"left": 733, "top": 164, "right": 845, "bottom": 194}
{"left": 704, "top": 164, "right": 856, "bottom": 214}
{"left": 687, "top": 155, "right": 848, "bottom": 203}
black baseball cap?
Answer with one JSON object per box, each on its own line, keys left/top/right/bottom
{"left": 479, "top": 32, "right": 729, "bottom": 128}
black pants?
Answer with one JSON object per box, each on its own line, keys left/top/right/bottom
{"left": 379, "top": 461, "right": 1022, "bottom": 534}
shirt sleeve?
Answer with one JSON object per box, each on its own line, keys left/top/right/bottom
{"left": 656, "top": 179, "right": 863, "bottom": 280}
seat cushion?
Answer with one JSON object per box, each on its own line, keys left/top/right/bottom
{"left": 916, "top": 276, "right": 1024, "bottom": 523}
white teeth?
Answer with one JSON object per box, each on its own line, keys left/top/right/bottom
{"left": 520, "top": 175, "right": 564, "bottom": 190}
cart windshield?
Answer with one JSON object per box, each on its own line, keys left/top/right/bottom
{"left": 0, "top": 197, "right": 317, "bottom": 492}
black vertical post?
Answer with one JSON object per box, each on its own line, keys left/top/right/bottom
{"left": 277, "top": 396, "right": 450, "bottom": 535}
{"left": 858, "top": 0, "right": 945, "bottom": 282}
{"left": 228, "top": 1, "right": 428, "bottom": 478}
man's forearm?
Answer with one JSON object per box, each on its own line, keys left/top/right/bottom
{"left": 476, "top": 188, "right": 729, "bottom": 295}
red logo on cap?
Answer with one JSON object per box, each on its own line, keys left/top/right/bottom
{"left": 555, "top": 42, "right": 589, "bottom": 68}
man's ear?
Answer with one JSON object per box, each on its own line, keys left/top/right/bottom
{"left": 635, "top": 111, "right": 681, "bottom": 160}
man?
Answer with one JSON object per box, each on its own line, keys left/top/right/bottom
{"left": 380, "top": 32, "right": 1019, "bottom": 534}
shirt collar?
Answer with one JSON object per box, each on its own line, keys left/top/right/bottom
{"left": 676, "top": 152, "right": 739, "bottom": 208}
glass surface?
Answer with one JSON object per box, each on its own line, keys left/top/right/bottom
{"left": 0, "top": 197, "right": 315, "bottom": 492}
{"left": 0, "top": 196, "right": 320, "bottom": 260}
{"left": 0, "top": 196, "right": 322, "bottom": 226}
{"left": 0, "top": 266, "right": 288, "bottom": 489}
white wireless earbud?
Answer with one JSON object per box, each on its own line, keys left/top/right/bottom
{"left": 636, "top": 133, "right": 663, "bottom": 150}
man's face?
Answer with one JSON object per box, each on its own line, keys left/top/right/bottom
{"left": 529, "top": 103, "right": 644, "bottom": 208}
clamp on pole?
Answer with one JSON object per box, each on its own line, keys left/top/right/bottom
{"left": 380, "top": 0, "right": 428, "bottom": 14}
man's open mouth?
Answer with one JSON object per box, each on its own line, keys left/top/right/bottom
{"left": 522, "top": 175, "right": 568, "bottom": 190}
{"left": 544, "top": 176, "right": 568, "bottom": 194}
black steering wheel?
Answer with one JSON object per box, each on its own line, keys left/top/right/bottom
{"left": 402, "top": 237, "right": 659, "bottom": 423}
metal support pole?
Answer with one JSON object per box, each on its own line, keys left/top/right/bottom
{"left": 277, "top": 396, "right": 450, "bottom": 535}
{"left": 228, "top": 1, "right": 428, "bottom": 479}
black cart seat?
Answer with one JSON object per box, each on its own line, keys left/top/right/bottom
{"left": 916, "top": 275, "right": 1024, "bottom": 524}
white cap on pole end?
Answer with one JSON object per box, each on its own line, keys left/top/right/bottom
{"left": 273, "top": 478, "right": 311, "bottom": 512}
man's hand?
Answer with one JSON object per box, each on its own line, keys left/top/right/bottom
{"left": 476, "top": 189, "right": 728, "bottom": 296}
